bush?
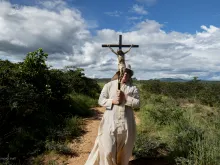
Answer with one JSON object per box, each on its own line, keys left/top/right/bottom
{"left": 134, "top": 83, "right": 220, "bottom": 164}
{"left": 141, "top": 79, "right": 220, "bottom": 106}
{"left": 133, "top": 132, "right": 169, "bottom": 159}
{"left": 143, "top": 95, "right": 182, "bottom": 125}
{"left": 45, "top": 140, "right": 74, "bottom": 156}
{"left": 0, "top": 48, "right": 101, "bottom": 163}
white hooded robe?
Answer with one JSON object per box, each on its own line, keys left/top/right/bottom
{"left": 85, "top": 80, "right": 140, "bottom": 165}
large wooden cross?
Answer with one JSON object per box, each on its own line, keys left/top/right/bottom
{"left": 102, "top": 34, "right": 139, "bottom": 89}
{"left": 102, "top": 34, "right": 139, "bottom": 50}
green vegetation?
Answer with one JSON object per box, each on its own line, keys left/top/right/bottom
{"left": 1, "top": 48, "right": 220, "bottom": 164}
{"left": 0, "top": 48, "right": 101, "bottom": 164}
{"left": 133, "top": 79, "right": 220, "bottom": 165}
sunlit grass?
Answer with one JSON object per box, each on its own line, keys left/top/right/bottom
{"left": 134, "top": 86, "right": 220, "bottom": 164}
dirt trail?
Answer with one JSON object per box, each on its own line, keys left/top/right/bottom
{"left": 67, "top": 107, "right": 171, "bottom": 165}
{"left": 67, "top": 107, "right": 104, "bottom": 165}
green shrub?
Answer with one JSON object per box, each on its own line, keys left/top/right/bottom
{"left": 143, "top": 95, "right": 182, "bottom": 125}
{"left": 175, "top": 135, "right": 220, "bottom": 165}
{"left": 63, "top": 116, "right": 84, "bottom": 140}
{"left": 0, "top": 48, "right": 101, "bottom": 163}
{"left": 135, "top": 83, "right": 220, "bottom": 164}
{"left": 133, "top": 132, "right": 170, "bottom": 159}
{"left": 170, "top": 118, "right": 205, "bottom": 157}
{"left": 45, "top": 141, "right": 74, "bottom": 156}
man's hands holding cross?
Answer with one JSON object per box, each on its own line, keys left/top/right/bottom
{"left": 112, "top": 90, "right": 127, "bottom": 105}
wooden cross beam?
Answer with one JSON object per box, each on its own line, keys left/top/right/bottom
{"left": 102, "top": 34, "right": 139, "bottom": 90}
{"left": 102, "top": 35, "right": 139, "bottom": 50}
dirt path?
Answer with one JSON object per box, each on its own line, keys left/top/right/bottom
{"left": 67, "top": 107, "right": 171, "bottom": 165}
{"left": 67, "top": 107, "right": 104, "bottom": 165}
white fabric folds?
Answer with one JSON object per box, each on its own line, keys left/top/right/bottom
{"left": 85, "top": 80, "right": 140, "bottom": 165}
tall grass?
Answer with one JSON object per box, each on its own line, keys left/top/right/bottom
{"left": 25, "top": 93, "right": 97, "bottom": 164}
{"left": 68, "top": 93, "right": 98, "bottom": 117}
{"left": 133, "top": 87, "right": 220, "bottom": 164}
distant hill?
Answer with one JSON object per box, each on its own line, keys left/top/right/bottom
{"left": 96, "top": 78, "right": 190, "bottom": 82}
{"left": 95, "top": 78, "right": 220, "bottom": 83}
{"left": 158, "top": 78, "right": 189, "bottom": 82}
{"left": 158, "top": 78, "right": 220, "bottom": 83}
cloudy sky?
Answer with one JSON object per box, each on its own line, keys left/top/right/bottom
{"left": 1, "top": 0, "right": 220, "bottom": 80}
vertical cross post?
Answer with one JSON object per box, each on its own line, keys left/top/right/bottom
{"left": 119, "top": 35, "right": 122, "bottom": 50}
{"left": 102, "top": 35, "right": 139, "bottom": 89}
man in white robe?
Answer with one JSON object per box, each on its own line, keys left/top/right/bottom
{"left": 85, "top": 65, "right": 140, "bottom": 165}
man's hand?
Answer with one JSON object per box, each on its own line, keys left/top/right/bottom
{"left": 117, "top": 90, "right": 127, "bottom": 104}
{"left": 112, "top": 98, "right": 120, "bottom": 105}
{"left": 112, "top": 90, "right": 128, "bottom": 105}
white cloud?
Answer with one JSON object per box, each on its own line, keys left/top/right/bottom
{"left": 1, "top": 1, "right": 220, "bottom": 80}
{"left": 37, "top": 0, "right": 67, "bottom": 10}
{"left": 84, "top": 21, "right": 220, "bottom": 80}
{"left": 86, "top": 20, "right": 98, "bottom": 29}
{"left": 104, "top": 11, "right": 122, "bottom": 17}
{"left": 131, "top": 4, "right": 148, "bottom": 15}
{"left": 127, "top": 16, "right": 143, "bottom": 20}
{"left": 0, "top": 1, "right": 90, "bottom": 61}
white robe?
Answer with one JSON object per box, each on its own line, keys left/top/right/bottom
{"left": 85, "top": 80, "right": 140, "bottom": 165}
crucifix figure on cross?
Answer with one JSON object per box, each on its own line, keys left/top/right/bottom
{"left": 107, "top": 44, "right": 132, "bottom": 81}
{"left": 102, "top": 34, "right": 139, "bottom": 89}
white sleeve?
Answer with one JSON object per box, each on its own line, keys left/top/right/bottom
{"left": 98, "top": 83, "right": 113, "bottom": 109}
{"left": 125, "top": 86, "right": 140, "bottom": 109}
